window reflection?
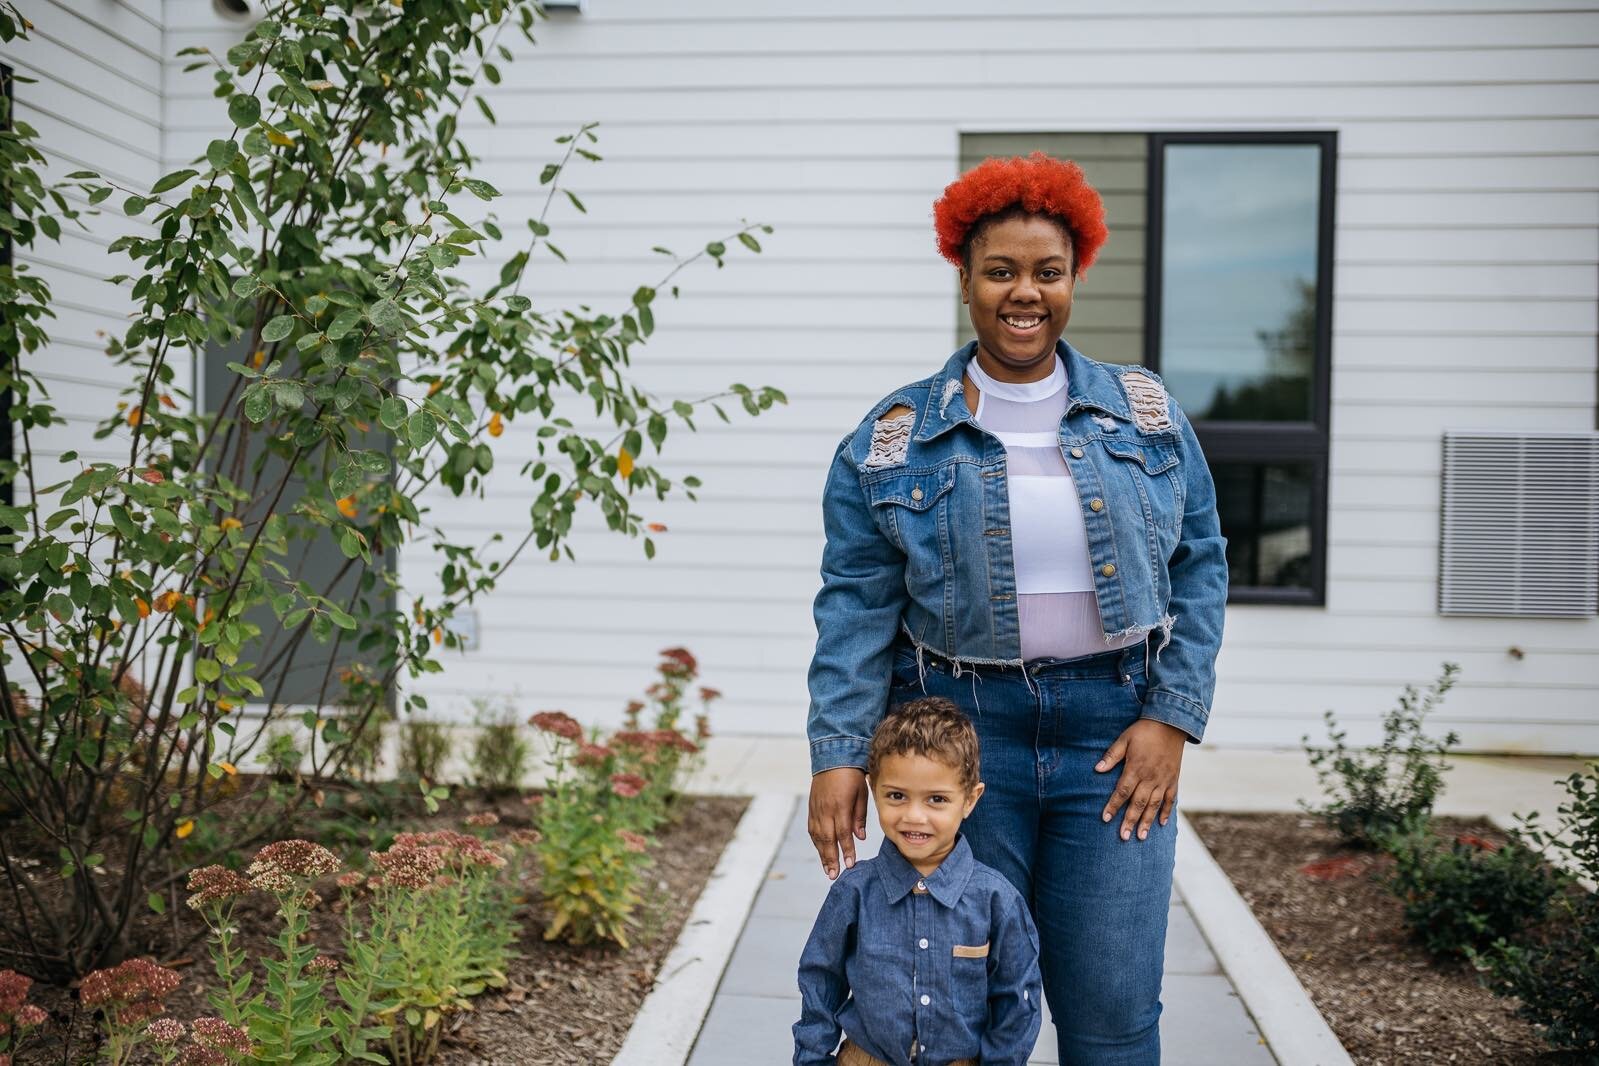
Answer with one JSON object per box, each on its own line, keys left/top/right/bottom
{"left": 1213, "top": 462, "right": 1314, "bottom": 591}
{"left": 1160, "top": 144, "right": 1321, "bottom": 422}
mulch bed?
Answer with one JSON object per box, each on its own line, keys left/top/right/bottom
{"left": 1188, "top": 812, "right": 1584, "bottom": 1066}
{"left": 11, "top": 791, "right": 748, "bottom": 1065}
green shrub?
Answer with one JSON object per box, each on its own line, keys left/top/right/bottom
{"left": 1476, "top": 763, "right": 1599, "bottom": 1056}
{"left": 1301, "top": 662, "right": 1460, "bottom": 847}
{"left": 257, "top": 728, "right": 305, "bottom": 780}
{"left": 468, "top": 702, "right": 531, "bottom": 795}
{"left": 399, "top": 718, "right": 452, "bottom": 785}
{"left": 1375, "top": 816, "right": 1561, "bottom": 959}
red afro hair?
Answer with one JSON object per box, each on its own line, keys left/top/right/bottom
{"left": 933, "top": 152, "right": 1109, "bottom": 274}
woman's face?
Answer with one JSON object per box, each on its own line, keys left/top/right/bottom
{"left": 959, "top": 214, "right": 1076, "bottom": 382}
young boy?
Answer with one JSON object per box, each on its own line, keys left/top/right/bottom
{"left": 793, "top": 697, "right": 1042, "bottom": 1066}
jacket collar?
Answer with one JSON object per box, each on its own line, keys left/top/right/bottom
{"left": 916, "top": 339, "right": 1131, "bottom": 443}
{"left": 876, "top": 832, "right": 976, "bottom": 908}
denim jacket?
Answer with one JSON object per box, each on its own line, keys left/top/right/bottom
{"left": 807, "top": 341, "right": 1227, "bottom": 775}
{"left": 793, "top": 834, "right": 1042, "bottom": 1066}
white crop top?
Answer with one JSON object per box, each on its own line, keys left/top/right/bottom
{"left": 968, "top": 355, "right": 1146, "bottom": 662}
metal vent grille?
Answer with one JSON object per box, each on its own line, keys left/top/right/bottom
{"left": 1439, "top": 431, "right": 1599, "bottom": 617}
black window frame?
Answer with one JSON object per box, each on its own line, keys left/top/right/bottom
{"left": 1144, "top": 130, "right": 1337, "bottom": 607}
{"left": 1, "top": 62, "right": 13, "bottom": 513}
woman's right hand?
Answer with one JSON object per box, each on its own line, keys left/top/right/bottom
{"left": 808, "top": 767, "right": 869, "bottom": 880}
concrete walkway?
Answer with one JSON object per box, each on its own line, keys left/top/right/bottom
{"left": 686, "top": 799, "right": 1275, "bottom": 1066}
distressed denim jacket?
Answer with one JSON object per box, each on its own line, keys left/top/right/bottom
{"left": 807, "top": 341, "right": 1227, "bottom": 776}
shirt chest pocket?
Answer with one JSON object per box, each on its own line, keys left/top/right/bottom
{"left": 950, "top": 942, "right": 990, "bottom": 1018}
{"left": 861, "top": 464, "right": 957, "bottom": 557}
{"left": 1100, "top": 437, "right": 1183, "bottom": 531}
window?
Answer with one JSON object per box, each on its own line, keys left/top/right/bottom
{"left": 959, "top": 131, "right": 1335, "bottom": 605}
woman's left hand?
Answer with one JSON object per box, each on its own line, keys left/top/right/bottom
{"left": 1095, "top": 719, "right": 1188, "bottom": 841}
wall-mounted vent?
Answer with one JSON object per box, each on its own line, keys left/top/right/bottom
{"left": 1439, "top": 430, "right": 1599, "bottom": 617}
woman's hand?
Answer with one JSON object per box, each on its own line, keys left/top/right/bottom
{"left": 1095, "top": 719, "right": 1187, "bottom": 841}
{"left": 808, "top": 767, "right": 869, "bottom": 879}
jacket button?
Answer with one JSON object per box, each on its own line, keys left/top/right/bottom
{"left": 1101, "top": 563, "right": 1116, "bottom": 577}
{"left": 1070, "top": 447, "right": 1085, "bottom": 459}
{"left": 910, "top": 486, "right": 923, "bottom": 501}
{"left": 1090, "top": 498, "right": 1103, "bottom": 512}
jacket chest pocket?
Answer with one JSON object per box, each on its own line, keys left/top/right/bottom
{"left": 861, "top": 464, "right": 957, "bottom": 558}
{"left": 1100, "top": 437, "right": 1183, "bottom": 531}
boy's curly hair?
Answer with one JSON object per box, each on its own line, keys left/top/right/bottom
{"left": 932, "top": 151, "right": 1109, "bottom": 275}
{"left": 868, "top": 697, "right": 981, "bottom": 794}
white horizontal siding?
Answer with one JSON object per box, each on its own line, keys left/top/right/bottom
{"left": 26, "top": 1, "right": 1599, "bottom": 752}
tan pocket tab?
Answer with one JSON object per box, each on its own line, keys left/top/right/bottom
{"left": 952, "top": 942, "right": 990, "bottom": 958}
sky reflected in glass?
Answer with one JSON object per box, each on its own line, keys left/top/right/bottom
{"left": 1160, "top": 144, "right": 1321, "bottom": 422}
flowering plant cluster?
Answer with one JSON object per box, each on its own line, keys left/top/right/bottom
{"left": 80, "top": 957, "right": 185, "bottom": 1065}
{"left": 528, "top": 649, "right": 717, "bottom": 947}
{"left": 0, "top": 968, "right": 48, "bottom": 1064}
{"left": 170, "top": 827, "right": 532, "bottom": 1065}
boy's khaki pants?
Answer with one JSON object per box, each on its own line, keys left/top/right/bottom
{"left": 835, "top": 1037, "right": 976, "bottom": 1066}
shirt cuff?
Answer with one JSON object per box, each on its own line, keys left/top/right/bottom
{"left": 809, "top": 736, "right": 871, "bottom": 776}
{"left": 1140, "top": 689, "right": 1208, "bottom": 744}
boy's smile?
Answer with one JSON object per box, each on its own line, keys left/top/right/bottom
{"left": 871, "top": 752, "right": 985, "bottom": 877}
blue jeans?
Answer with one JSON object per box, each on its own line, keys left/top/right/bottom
{"left": 890, "top": 640, "right": 1174, "bottom": 1066}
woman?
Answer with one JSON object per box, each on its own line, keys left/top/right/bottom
{"left": 805, "top": 153, "right": 1228, "bottom": 1065}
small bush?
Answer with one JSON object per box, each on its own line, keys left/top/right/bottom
{"left": 469, "top": 701, "right": 531, "bottom": 795}
{"left": 1476, "top": 763, "right": 1599, "bottom": 1055}
{"left": 1301, "top": 662, "right": 1460, "bottom": 847}
{"left": 1375, "top": 816, "right": 1561, "bottom": 959}
{"left": 257, "top": 728, "right": 305, "bottom": 780}
{"left": 398, "top": 717, "right": 452, "bottom": 784}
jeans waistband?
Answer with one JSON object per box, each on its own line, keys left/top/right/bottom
{"left": 908, "top": 639, "right": 1148, "bottom": 681}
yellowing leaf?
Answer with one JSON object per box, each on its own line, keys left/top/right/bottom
{"left": 616, "top": 448, "right": 634, "bottom": 479}
{"left": 175, "top": 819, "right": 195, "bottom": 839}
{"left": 220, "top": 517, "right": 242, "bottom": 532}
{"left": 218, "top": 761, "right": 237, "bottom": 776}
{"left": 427, "top": 380, "right": 444, "bottom": 396}
{"left": 488, "top": 412, "right": 504, "bottom": 438}
{"left": 135, "top": 597, "right": 151, "bottom": 619}
{"left": 265, "top": 129, "right": 296, "bottom": 147}
{"left": 432, "top": 626, "right": 444, "bottom": 645}
{"left": 336, "top": 496, "right": 358, "bottom": 519}
{"left": 126, "top": 405, "right": 143, "bottom": 427}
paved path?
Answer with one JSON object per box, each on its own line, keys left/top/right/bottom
{"left": 686, "top": 801, "right": 1276, "bottom": 1066}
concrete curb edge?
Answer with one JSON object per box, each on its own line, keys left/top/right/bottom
{"left": 612, "top": 791, "right": 798, "bottom": 1066}
{"left": 1175, "top": 811, "right": 1355, "bottom": 1066}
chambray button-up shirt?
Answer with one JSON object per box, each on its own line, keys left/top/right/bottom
{"left": 793, "top": 835, "right": 1042, "bottom": 1066}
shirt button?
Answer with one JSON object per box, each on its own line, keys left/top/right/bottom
{"left": 919, "top": 938, "right": 928, "bottom": 949}
{"left": 1101, "top": 563, "right": 1116, "bottom": 577}
{"left": 920, "top": 994, "right": 930, "bottom": 1006}
{"left": 1071, "top": 447, "right": 1085, "bottom": 459}
{"left": 911, "top": 486, "right": 923, "bottom": 501}
{"left": 1090, "top": 498, "right": 1104, "bottom": 512}
{"left": 915, "top": 879, "right": 926, "bottom": 892}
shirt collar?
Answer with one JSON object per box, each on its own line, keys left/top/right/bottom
{"left": 876, "top": 833, "right": 976, "bottom": 908}
{"left": 916, "top": 339, "right": 1131, "bottom": 443}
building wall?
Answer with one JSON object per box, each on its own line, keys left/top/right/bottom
{"left": 17, "top": 1, "right": 1599, "bottom": 752}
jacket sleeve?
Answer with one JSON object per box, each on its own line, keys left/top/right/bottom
{"left": 981, "top": 888, "right": 1043, "bottom": 1065}
{"left": 792, "top": 876, "right": 858, "bottom": 1065}
{"left": 806, "top": 433, "right": 909, "bottom": 775}
{"left": 1142, "top": 397, "right": 1228, "bottom": 743}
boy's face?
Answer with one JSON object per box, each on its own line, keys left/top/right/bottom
{"left": 871, "top": 752, "right": 985, "bottom": 873}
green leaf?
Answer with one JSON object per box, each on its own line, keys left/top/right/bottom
{"left": 232, "top": 275, "right": 261, "bottom": 298}
{"left": 406, "top": 411, "right": 435, "bottom": 448}
{"left": 194, "top": 659, "right": 221, "bottom": 683}
{"left": 378, "top": 396, "right": 407, "bottom": 429}
{"left": 123, "top": 195, "right": 149, "bottom": 215}
{"left": 505, "top": 295, "right": 531, "bottom": 313}
{"left": 151, "top": 168, "right": 198, "bottom": 194}
{"left": 262, "top": 315, "right": 295, "bottom": 342}
{"left": 539, "top": 163, "right": 559, "bottom": 185}
{"left": 367, "top": 298, "right": 403, "bottom": 331}
{"left": 328, "top": 605, "right": 357, "bottom": 630}
{"left": 148, "top": 892, "right": 166, "bottom": 915}
{"left": 738, "top": 232, "right": 762, "bottom": 252}
{"left": 325, "top": 308, "right": 363, "bottom": 340}
{"left": 330, "top": 460, "right": 361, "bottom": 499}
{"left": 462, "top": 178, "right": 500, "bottom": 201}
{"left": 207, "top": 139, "right": 239, "bottom": 170}
{"left": 228, "top": 93, "right": 262, "bottom": 128}
{"left": 564, "top": 189, "right": 586, "bottom": 214}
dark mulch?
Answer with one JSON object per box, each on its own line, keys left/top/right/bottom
{"left": 1188, "top": 811, "right": 1584, "bottom": 1066}
{"left": 9, "top": 792, "right": 748, "bottom": 1066}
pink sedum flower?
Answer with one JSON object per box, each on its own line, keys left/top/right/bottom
{"left": 619, "top": 830, "right": 648, "bottom": 854}
{"left": 144, "top": 1017, "right": 186, "bottom": 1045}
{"left": 529, "top": 710, "right": 582, "bottom": 741}
{"left": 185, "top": 865, "right": 252, "bottom": 911}
{"left": 609, "top": 772, "right": 647, "bottom": 799}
